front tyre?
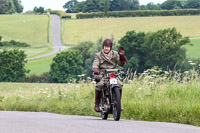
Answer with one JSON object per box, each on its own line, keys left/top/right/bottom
{"left": 112, "top": 87, "right": 121, "bottom": 121}
{"left": 101, "top": 112, "right": 108, "bottom": 120}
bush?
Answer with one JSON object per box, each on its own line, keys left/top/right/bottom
{"left": 23, "top": 72, "right": 53, "bottom": 83}
{"left": 0, "top": 49, "right": 29, "bottom": 82}
{"left": 76, "top": 9, "right": 200, "bottom": 19}
{"left": 44, "top": 10, "right": 69, "bottom": 19}
{"left": 118, "top": 28, "right": 191, "bottom": 72}
{"left": 49, "top": 50, "right": 83, "bottom": 83}
{"left": 0, "top": 40, "right": 30, "bottom": 47}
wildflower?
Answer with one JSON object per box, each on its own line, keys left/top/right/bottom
{"left": 138, "top": 88, "right": 142, "bottom": 90}
{"left": 91, "top": 81, "right": 96, "bottom": 84}
{"left": 190, "top": 63, "right": 196, "bottom": 65}
{"left": 188, "top": 60, "right": 192, "bottom": 63}
{"left": 184, "top": 71, "right": 189, "bottom": 74}
{"left": 164, "top": 71, "right": 169, "bottom": 74}
{"left": 87, "top": 77, "right": 91, "bottom": 80}
{"left": 199, "top": 64, "right": 200, "bottom": 67}
{"left": 149, "top": 82, "right": 154, "bottom": 85}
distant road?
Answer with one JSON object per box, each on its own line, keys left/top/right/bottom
{"left": 27, "top": 15, "right": 69, "bottom": 61}
{"left": 1, "top": 111, "right": 200, "bottom": 133}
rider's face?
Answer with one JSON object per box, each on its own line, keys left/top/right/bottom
{"left": 103, "top": 46, "right": 111, "bottom": 54}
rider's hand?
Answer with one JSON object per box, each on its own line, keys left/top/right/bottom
{"left": 118, "top": 46, "right": 125, "bottom": 56}
{"left": 118, "top": 46, "right": 128, "bottom": 63}
{"left": 92, "top": 67, "right": 100, "bottom": 75}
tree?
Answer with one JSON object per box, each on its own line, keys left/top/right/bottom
{"left": 49, "top": 50, "right": 83, "bottom": 83}
{"left": 146, "top": 2, "right": 161, "bottom": 10}
{"left": 0, "top": 49, "right": 29, "bottom": 82}
{"left": 13, "top": 0, "right": 23, "bottom": 13}
{"left": 118, "top": 28, "right": 191, "bottom": 72}
{"left": 0, "top": 0, "right": 14, "bottom": 14}
{"left": 33, "top": 6, "right": 44, "bottom": 14}
{"left": 110, "top": 0, "right": 139, "bottom": 11}
{"left": 104, "top": 0, "right": 109, "bottom": 16}
{"left": 0, "top": 0, "right": 23, "bottom": 14}
{"left": 161, "top": 0, "right": 186, "bottom": 10}
{"left": 185, "top": 0, "right": 200, "bottom": 9}
{"left": 63, "top": 0, "right": 78, "bottom": 13}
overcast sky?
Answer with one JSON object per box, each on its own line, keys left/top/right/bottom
{"left": 21, "top": 0, "right": 166, "bottom": 12}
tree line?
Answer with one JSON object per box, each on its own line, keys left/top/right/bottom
{"left": 63, "top": 0, "right": 200, "bottom": 13}
{"left": 0, "top": 0, "right": 23, "bottom": 14}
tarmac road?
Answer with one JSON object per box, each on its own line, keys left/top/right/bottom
{"left": 0, "top": 111, "right": 200, "bottom": 133}
{"left": 27, "top": 15, "right": 69, "bottom": 61}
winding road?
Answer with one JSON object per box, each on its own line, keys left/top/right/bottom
{"left": 1, "top": 111, "right": 200, "bottom": 133}
{"left": 27, "top": 15, "right": 70, "bottom": 60}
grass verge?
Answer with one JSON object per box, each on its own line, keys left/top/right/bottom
{"left": 1, "top": 70, "right": 200, "bottom": 126}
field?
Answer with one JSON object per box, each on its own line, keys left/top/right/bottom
{"left": 184, "top": 39, "right": 200, "bottom": 59}
{"left": 1, "top": 70, "right": 200, "bottom": 126}
{"left": 26, "top": 54, "right": 55, "bottom": 75}
{"left": 63, "top": 16, "right": 200, "bottom": 44}
{"left": 0, "top": 15, "right": 52, "bottom": 58}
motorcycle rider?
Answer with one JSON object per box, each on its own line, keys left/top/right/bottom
{"left": 92, "top": 39, "right": 128, "bottom": 112}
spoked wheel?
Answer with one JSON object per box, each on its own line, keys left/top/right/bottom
{"left": 112, "top": 87, "right": 121, "bottom": 121}
{"left": 101, "top": 112, "right": 108, "bottom": 120}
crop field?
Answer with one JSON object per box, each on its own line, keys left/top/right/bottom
{"left": 63, "top": 16, "right": 200, "bottom": 44}
{"left": 0, "top": 15, "right": 52, "bottom": 58}
{"left": 1, "top": 70, "right": 200, "bottom": 126}
{"left": 0, "top": 15, "right": 49, "bottom": 47}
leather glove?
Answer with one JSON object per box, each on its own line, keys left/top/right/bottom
{"left": 118, "top": 46, "right": 128, "bottom": 63}
{"left": 92, "top": 67, "right": 100, "bottom": 75}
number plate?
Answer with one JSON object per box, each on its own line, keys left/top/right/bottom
{"left": 110, "top": 79, "right": 117, "bottom": 85}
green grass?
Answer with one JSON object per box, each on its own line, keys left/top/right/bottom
{"left": 185, "top": 39, "right": 200, "bottom": 58}
{"left": 26, "top": 54, "right": 55, "bottom": 75}
{"left": 0, "top": 15, "right": 49, "bottom": 47}
{"left": 1, "top": 70, "right": 200, "bottom": 126}
{"left": 63, "top": 16, "right": 200, "bottom": 44}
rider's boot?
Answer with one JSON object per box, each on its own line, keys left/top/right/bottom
{"left": 94, "top": 90, "right": 101, "bottom": 112}
{"left": 120, "top": 89, "right": 124, "bottom": 111}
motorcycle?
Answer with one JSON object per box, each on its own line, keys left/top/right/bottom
{"left": 99, "top": 69, "right": 122, "bottom": 121}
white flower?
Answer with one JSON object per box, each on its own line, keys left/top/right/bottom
{"left": 190, "top": 63, "right": 196, "bottom": 65}
{"left": 188, "top": 60, "right": 192, "bottom": 63}
{"left": 91, "top": 81, "right": 96, "bottom": 84}
{"left": 138, "top": 88, "right": 142, "bottom": 90}
{"left": 184, "top": 71, "right": 189, "bottom": 74}
{"left": 164, "top": 71, "right": 169, "bottom": 74}
{"left": 149, "top": 82, "right": 154, "bottom": 85}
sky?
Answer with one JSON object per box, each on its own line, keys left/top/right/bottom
{"left": 21, "top": 0, "right": 167, "bottom": 12}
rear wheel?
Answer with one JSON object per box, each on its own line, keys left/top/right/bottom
{"left": 112, "top": 87, "right": 121, "bottom": 121}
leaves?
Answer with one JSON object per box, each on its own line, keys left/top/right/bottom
{"left": 0, "top": 49, "right": 28, "bottom": 82}
{"left": 49, "top": 50, "right": 83, "bottom": 83}
{"left": 119, "top": 28, "right": 191, "bottom": 72}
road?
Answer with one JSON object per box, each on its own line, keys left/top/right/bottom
{"left": 0, "top": 111, "right": 200, "bottom": 133}
{"left": 27, "top": 15, "right": 69, "bottom": 61}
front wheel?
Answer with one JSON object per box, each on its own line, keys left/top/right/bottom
{"left": 101, "top": 112, "right": 108, "bottom": 120}
{"left": 112, "top": 87, "right": 121, "bottom": 121}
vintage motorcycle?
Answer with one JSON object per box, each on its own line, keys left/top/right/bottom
{"left": 99, "top": 69, "right": 122, "bottom": 121}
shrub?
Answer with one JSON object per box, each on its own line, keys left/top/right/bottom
{"left": 49, "top": 50, "right": 83, "bottom": 83}
{"left": 0, "top": 49, "right": 29, "bottom": 82}
{"left": 23, "top": 72, "right": 53, "bottom": 83}
{"left": 76, "top": 9, "right": 200, "bottom": 19}
{"left": 118, "top": 28, "right": 191, "bottom": 72}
